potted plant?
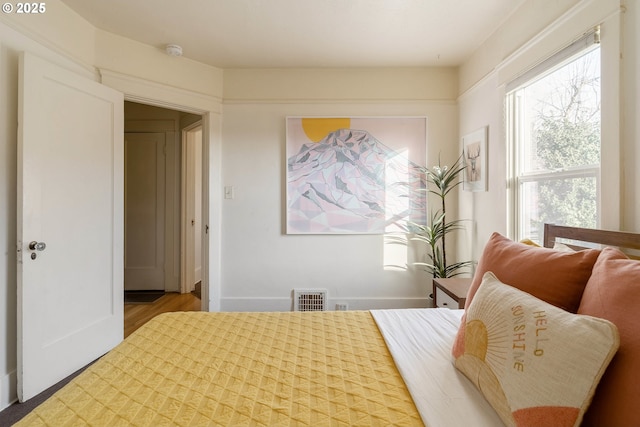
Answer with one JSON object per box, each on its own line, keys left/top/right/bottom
{"left": 411, "top": 155, "right": 471, "bottom": 278}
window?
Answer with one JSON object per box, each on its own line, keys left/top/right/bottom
{"left": 507, "top": 33, "right": 601, "bottom": 242}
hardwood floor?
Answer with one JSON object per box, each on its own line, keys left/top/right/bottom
{"left": 124, "top": 292, "right": 201, "bottom": 338}
{"left": 0, "top": 293, "right": 202, "bottom": 424}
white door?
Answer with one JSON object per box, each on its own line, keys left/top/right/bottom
{"left": 182, "top": 125, "right": 203, "bottom": 292}
{"left": 124, "top": 133, "right": 166, "bottom": 291}
{"left": 17, "top": 52, "right": 124, "bottom": 402}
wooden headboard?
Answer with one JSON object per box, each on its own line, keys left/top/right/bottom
{"left": 543, "top": 224, "right": 640, "bottom": 255}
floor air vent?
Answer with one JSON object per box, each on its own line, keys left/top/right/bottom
{"left": 293, "top": 289, "right": 327, "bottom": 311}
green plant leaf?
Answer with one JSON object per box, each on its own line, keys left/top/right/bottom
{"left": 408, "top": 153, "right": 471, "bottom": 278}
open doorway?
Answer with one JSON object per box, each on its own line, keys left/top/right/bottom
{"left": 123, "top": 102, "right": 203, "bottom": 324}
{"left": 100, "top": 70, "right": 221, "bottom": 313}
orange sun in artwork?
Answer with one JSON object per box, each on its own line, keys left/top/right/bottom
{"left": 301, "top": 118, "right": 351, "bottom": 142}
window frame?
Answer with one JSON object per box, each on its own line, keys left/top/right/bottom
{"left": 506, "top": 31, "right": 602, "bottom": 242}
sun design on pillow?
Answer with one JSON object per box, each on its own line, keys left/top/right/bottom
{"left": 452, "top": 272, "right": 613, "bottom": 427}
{"left": 453, "top": 311, "right": 512, "bottom": 422}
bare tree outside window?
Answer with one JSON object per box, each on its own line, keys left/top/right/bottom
{"left": 513, "top": 47, "right": 601, "bottom": 241}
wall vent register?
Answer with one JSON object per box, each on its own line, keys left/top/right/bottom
{"left": 293, "top": 289, "right": 327, "bottom": 311}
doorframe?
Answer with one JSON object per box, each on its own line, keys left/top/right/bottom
{"left": 100, "top": 70, "right": 222, "bottom": 312}
{"left": 180, "top": 121, "right": 203, "bottom": 294}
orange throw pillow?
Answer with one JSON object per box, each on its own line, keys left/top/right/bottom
{"left": 465, "top": 233, "right": 600, "bottom": 312}
{"left": 577, "top": 247, "right": 640, "bottom": 427}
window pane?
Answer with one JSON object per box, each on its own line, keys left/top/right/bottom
{"left": 520, "top": 176, "right": 598, "bottom": 241}
{"left": 512, "top": 45, "right": 601, "bottom": 241}
{"left": 520, "top": 48, "right": 600, "bottom": 173}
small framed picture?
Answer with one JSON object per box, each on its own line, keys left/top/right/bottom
{"left": 463, "top": 126, "right": 488, "bottom": 192}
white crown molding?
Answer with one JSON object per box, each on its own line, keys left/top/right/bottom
{"left": 0, "top": 18, "right": 96, "bottom": 79}
{"left": 222, "top": 98, "right": 457, "bottom": 106}
{"left": 458, "top": 0, "right": 622, "bottom": 101}
{"left": 99, "top": 69, "right": 222, "bottom": 114}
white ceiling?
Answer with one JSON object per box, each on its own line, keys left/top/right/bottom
{"left": 60, "top": 0, "right": 524, "bottom": 69}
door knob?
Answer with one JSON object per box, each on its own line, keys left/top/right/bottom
{"left": 28, "top": 241, "right": 46, "bottom": 251}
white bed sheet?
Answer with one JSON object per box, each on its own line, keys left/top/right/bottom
{"left": 371, "top": 308, "right": 505, "bottom": 427}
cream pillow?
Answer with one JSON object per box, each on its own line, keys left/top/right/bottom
{"left": 553, "top": 242, "right": 575, "bottom": 252}
{"left": 452, "top": 272, "right": 619, "bottom": 427}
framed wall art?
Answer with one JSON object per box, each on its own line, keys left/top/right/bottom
{"left": 286, "top": 116, "right": 427, "bottom": 234}
{"left": 463, "top": 126, "right": 488, "bottom": 192}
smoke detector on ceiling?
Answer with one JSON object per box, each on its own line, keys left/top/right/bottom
{"left": 165, "top": 44, "right": 183, "bottom": 57}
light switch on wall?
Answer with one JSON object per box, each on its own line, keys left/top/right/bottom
{"left": 224, "top": 186, "right": 234, "bottom": 199}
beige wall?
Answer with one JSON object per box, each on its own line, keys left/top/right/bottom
{"left": 457, "top": 0, "right": 635, "bottom": 269}
{"left": 221, "top": 67, "right": 460, "bottom": 310}
{"left": 223, "top": 67, "right": 457, "bottom": 101}
{"left": 0, "top": 0, "right": 96, "bottom": 69}
{"left": 1, "top": 0, "right": 223, "bottom": 96}
{"left": 460, "top": 0, "right": 582, "bottom": 94}
{"left": 623, "top": 0, "right": 640, "bottom": 231}
{"left": 221, "top": 106, "right": 458, "bottom": 311}
{"left": 96, "top": 31, "right": 223, "bottom": 98}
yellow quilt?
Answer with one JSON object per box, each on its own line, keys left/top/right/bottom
{"left": 18, "top": 311, "right": 423, "bottom": 426}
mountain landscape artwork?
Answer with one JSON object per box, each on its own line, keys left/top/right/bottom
{"left": 286, "top": 117, "right": 427, "bottom": 234}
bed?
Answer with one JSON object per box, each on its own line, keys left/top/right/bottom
{"left": 14, "top": 224, "right": 640, "bottom": 427}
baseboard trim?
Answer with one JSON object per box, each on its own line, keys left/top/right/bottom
{"left": 1, "top": 369, "right": 17, "bottom": 411}
{"left": 220, "top": 296, "right": 430, "bottom": 312}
